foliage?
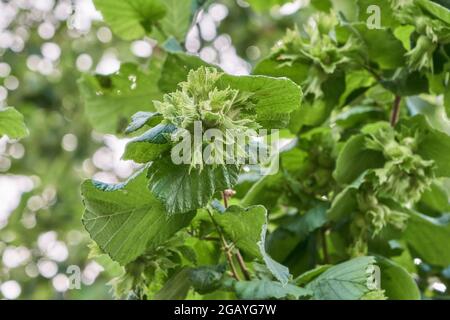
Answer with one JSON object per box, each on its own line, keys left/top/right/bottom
{"left": 75, "top": 0, "right": 450, "bottom": 300}
{"left": 2, "top": 0, "right": 450, "bottom": 300}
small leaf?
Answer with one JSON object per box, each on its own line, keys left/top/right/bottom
{"left": 0, "top": 107, "right": 28, "bottom": 139}
{"left": 94, "top": 0, "right": 166, "bottom": 40}
{"left": 125, "top": 111, "right": 163, "bottom": 134}
{"left": 123, "top": 123, "right": 176, "bottom": 163}
{"left": 189, "top": 265, "right": 225, "bottom": 294}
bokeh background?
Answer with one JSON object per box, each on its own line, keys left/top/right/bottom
{"left": 0, "top": 0, "right": 449, "bottom": 299}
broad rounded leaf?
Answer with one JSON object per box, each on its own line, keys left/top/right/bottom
{"left": 404, "top": 211, "right": 450, "bottom": 267}
{"left": 78, "top": 63, "right": 162, "bottom": 134}
{"left": 81, "top": 170, "right": 195, "bottom": 265}
{"left": 215, "top": 205, "right": 267, "bottom": 258}
{"left": 334, "top": 134, "right": 384, "bottom": 185}
{"left": 306, "top": 256, "right": 379, "bottom": 300}
{"left": 218, "top": 74, "right": 303, "bottom": 129}
{"left": 376, "top": 256, "right": 420, "bottom": 300}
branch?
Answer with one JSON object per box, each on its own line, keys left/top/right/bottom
{"left": 390, "top": 96, "right": 402, "bottom": 127}
{"left": 207, "top": 208, "right": 240, "bottom": 281}
{"left": 222, "top": 189, "right": 251, "bottom": 280}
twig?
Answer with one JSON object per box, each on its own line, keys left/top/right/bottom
{"left": 222, "top": 189, "right": 251, "bottom": 280}
{"left": 390, "top": 96, "right": 402, "bottom": 127}
{"left": 235, "top": 250, "right": 251, "bottom": 280}
{"left": 207, "top": 208, "right": 240, "bottom": 280}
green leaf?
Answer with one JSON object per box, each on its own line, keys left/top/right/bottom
{"left": 417, "top": 0, "right": 450, "bottom": 24}
{"left": 258, "top": 223, "right": 291, "bottom": 285}
{"left": 253, "top": 59, "right": 310, "bottom": 85}
{"left": 295, "top": 265, "right": 332, "bottom": 286}
{"left": 246, "top": 0, "right": 291, "bottom": 11}
{"left": 123, "top": 123, "right": 176, "bottom": 163}
{"left": 375, "top": 256, "right": 420, "bottom": 300}
{"left": 334, "top": 134, "right": 385, "bottom": 185}
{"left": 334, "top": 106, "right": 384, "bottom": 128}
{"left": 215, "top": 205, "right": 292, "bottom": 284}
{"left": 217, "top": 74, "right": 303, "bottom": 129}
{"left": 189, "top": 265, "right": 225, "bottom": 294}
{"left": 404, "top": 115, "right": 450, "bottom": 177}
{"left": 394, "top": 25, "right": 415, "bottom": 51}
{"left": 419, "top": 181, "right": 450, "bottom": 212}
{"left": 154, "top": 268, "right": 192, "bottom": 300}
{"left": 158, "top": 0, "right": 196, "bottom": 42}
{"left": 306, "top": 256, "right": 379, "bottom": 300}
{"left": 352, "top": 24, "right": 406, "bottom": 70}
{"left": 94, "top": 0, "right": 166, "bottom": 40}
{"left": 125, "top": 111, "right": 163, "bottom": 134}
{"left": 79, "top": 63, "right": 162, "bottom": 134}
{"left": 148, "top": 161, "right": 239, "bottom": 214}
{"left": 159, "top": 53, "right": 211, "bottom": 93}
{"left": 339, "top": 70, "right": 376, "bottom": 106}
{"left": 214, "top": 205, "right": 267, "bottom": 258}
{"left": 284, "top": 203, "right": 329, "bottom": 242}
{"left": 380, "top": 69, "right": 429, "bottom": 97}
{"left": 404, "top": 211, "right": 450, "bottom": 267}
{"left": 233, "top": 280, "right": 312, "bottom": 300}
{"left": 406, "top": 96, "right": 450, "bottom": 135}
{"left": 81, "top": 169, "right": 195, "bottom": 265}
{"left": 327, "top": 183, "right": 360, "bottom": 221}
{"left": 0, "top": 107, "right": 28, "bottom": 139}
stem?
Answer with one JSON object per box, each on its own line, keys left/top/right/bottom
{"left": 222, "top": 189, "right": 251, "bottom": 280}
{"left": 321, "top": 228, "right": 329, "bottom": 264}
{"left": 235, "top": 251, "right": 251, "bottom": 280}
{"left": 222, "top": 191, "right": 229, "bottom": 209}
{"left": 207, "top": 208, "right": 240, "bottom": 280}
{"left": 390, "top": 96, "right": 402, "bottom": 127}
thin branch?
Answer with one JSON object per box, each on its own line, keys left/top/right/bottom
{"left": 222, "top": 189, "right": 251, "bottom": 280}
{"left": 222, "top": 191, "right": 229, "bottom": 209}
{"left": 235, "top": 250, "right": 251, "bottom": 280}
{"left": 207, "top": 208, "right": 240, "bottom": 281}
{"left": 390, "top": 96, "right": 402, "bottom": 127}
